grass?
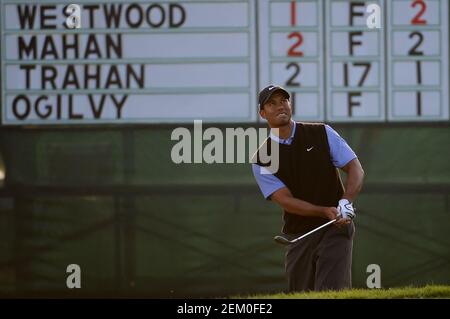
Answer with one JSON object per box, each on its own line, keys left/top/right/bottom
{"left": 241, "top": 285, "right": 450, "bottom": 299}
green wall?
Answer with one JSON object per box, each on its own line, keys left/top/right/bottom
{"left": 0, "top": 124, "right": 449, "bottom": 297}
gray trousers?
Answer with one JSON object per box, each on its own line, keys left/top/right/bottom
{"left": 285, "top": 222, "right": 355, "bottom": 292}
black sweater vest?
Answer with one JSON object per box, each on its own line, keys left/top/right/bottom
{"left": 256, "top": 122, "right": 344, "bottom": 234}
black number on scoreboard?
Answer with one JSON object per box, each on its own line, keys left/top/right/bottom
{"left": 343, "top": 62, "right": 371, "bottom": 87}
{"left": 285, "top": 63, "right": 301, "bottom": 87}
{"left": 408, "top": 31, "right": 424, "bottom": 56}
{"left": 290, "top": 92, "right": 296, "bottom": 115}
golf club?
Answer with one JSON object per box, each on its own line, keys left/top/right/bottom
{"left": 274, "top": 218, "right": 337, "bottom": 245}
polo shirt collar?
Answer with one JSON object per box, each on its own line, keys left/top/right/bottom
{"left": 270, "top": 120, "right": 296, "bottom": 145}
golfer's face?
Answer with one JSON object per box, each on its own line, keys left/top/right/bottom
{"left": 260, "top": 91, "right": 292, "bottom": 127}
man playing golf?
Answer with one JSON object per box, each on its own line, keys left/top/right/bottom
{"left": 252, "top": 85, "right": 365, "bottom": 292}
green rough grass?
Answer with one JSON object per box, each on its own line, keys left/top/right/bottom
{"left": 242, "top": 285, "right": 450, "bottom": 299}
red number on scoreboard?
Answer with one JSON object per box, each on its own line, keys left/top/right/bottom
{"left": 411, "top": 0, "right": 427, "bottom": 25}
{"left": 287, "top": 32, "right": 304, "bottom": 57}
{"left": 291, "top": 1, "right": 297, "bottom": 26}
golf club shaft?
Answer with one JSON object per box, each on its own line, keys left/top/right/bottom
{"left": 290, "top": 218, "right": 337, "bottom": 243}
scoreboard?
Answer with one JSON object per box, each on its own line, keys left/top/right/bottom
{"left": 0, "top": 0, "right": 448, "bottom": 125}
{"left": 325, "top": 1, "right": 385, "bottom": 122}
{"left": 387, "top": 0, "right": 448, "bottom": 120}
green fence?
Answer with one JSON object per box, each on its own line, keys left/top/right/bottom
{"left": 0, "top": 123, "right": 449, "bottom": 297}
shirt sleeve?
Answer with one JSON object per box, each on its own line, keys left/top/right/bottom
{"left": 325, "top": 125, "right": 357, "bottom": 168}
{"left": 252, "top": 163, "right": 286, "bottom": 199}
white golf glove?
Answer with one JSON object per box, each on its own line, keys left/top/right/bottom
{"left": 337, "top": 199, "right": 356, "bottom": 220}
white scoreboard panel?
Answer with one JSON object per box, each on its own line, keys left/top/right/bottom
{"left": 0, "top": 0, "right": 449, "bottom": 125}
{"left": 326, "top": 0, "right": 385, "bottom": 122}
{"left": 1, "top": 0, "right": 257, "bottom": 124}
{"left": 387, "top": 0, "right": 449, "bottom": 121}
{"left": 258, "top": 0, "right": 325, "bottom": 121}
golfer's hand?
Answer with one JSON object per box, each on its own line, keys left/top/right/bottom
{"left": 335, "top": 199, "right": 355, "bottom": 227}
{"left": 321, "top": 207, "right": 339, "bottom": 221}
